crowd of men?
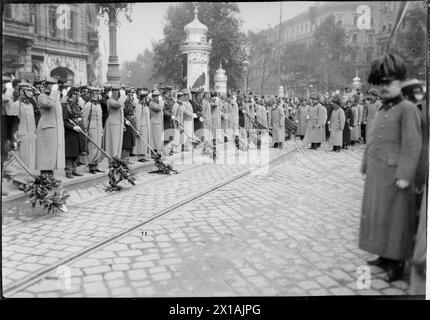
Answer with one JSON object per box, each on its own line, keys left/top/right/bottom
{"left": 1, "top": 53, "right": 427, "bottom": 293}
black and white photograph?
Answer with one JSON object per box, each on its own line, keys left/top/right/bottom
{"left": 1, "top": 0, "right": 428, "bottom": 305}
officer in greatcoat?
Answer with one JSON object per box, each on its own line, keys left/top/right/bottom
{"left": 305, "top": 92, "right": 327, "bottom": 150}
{"left": 103, "top": 85, "right": 124, "bottom": 161}
{"left": 133, "top": 89, "right": 151, "bottom": 162}
{"left": 15, "top": 82, "right": 37, "bottom": 173}
{"left": 149, "top": 90, "right": 164, "bottom": 155}
{"left": 82, "top": 87, "right": 104, "bottom": 174}
{"left": 62, "top": 86, "right": 85, "bottom": 178}
{"left": 294, "top": 101, "right": 309, "bottom": 140}
{"left": 328, "top": 94, "right": 345, "bottom": 152}
{"left": 35, "top": 76, "right": 65, "bottom": 177}
{"left": 271, "top": 98, "right": 285, "bottom": 149}
{"left": 360, "top": 54, "right": 422, "bottom": 282}
{"left": 122, "top": 88, "right": 137, "bottom": 162}
{"left": 341, "top": 99, "right": 353, "bottom": 149}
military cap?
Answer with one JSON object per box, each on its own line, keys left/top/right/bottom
{"left": 401, "top": 78, "right": 421, "bottom": 89}
{"left": 152, "top": 90, "right": 161, "bottom": 96}
{"left": 67, "top": 86, "right": 80, "bottom": 97}
{"left": 331, "top": 94, "right": 342, "bottom": 105}
{"left": 88, "top": 86, "right": 100, "bottom": 93}
{"left": 17, "top": 81, "right": 30, "bottom": 88}
{"left": 45, "top": 76, "right": 58, "bottom": 84}
{"left": 190, "top": 88, "right": 200, "bottom": 94}
{"left": 182, "top": 89, "right": 190, "bottom": 95}
{"left": 161, "top": 85, "right": 173, "bottom": 91}
{"left": 2, "top": 75, "right": 11, "bottom": 83}
{"left": 368, "top": 88, "right": 379, "bottom": 96}
{"left": 310, "top": 92, "right": 320, "bottom": 99}
{"left": 110, "top": 85, "right": 121, "bottom": 91}
{"left": 125, "top": 87, "right": 135, "bottom": 94}
{"left": 139, "top": 89, "right": 149, "bottom": 96}
{"left": 103, "top": 85, "right": 112, "bottom": 92}
{"left": 176, "top": 91, "right": 184, "bottom": 97}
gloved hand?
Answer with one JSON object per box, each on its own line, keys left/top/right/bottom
{"left": 73, "top": 126, "right": 81, "bottom": 132}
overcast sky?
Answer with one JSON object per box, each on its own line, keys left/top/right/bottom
{"left": 98, "top": 2, "right": 316, "bottom": 64}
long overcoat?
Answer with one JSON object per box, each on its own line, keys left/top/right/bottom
{"left": 62, "top": 100, "right": 85, "bottom": 159}
{"left": 271, "top": 104, "right": 285, "bottom": 143}
{"left": 255, "top": 104, "right": 268, "bottom": 128}
{"left": 16, "top": 100, "right": 36, "bottom": 171}
{"left": 200, "top": 99, "right": 212, "bottom": 140}
{"left": 295, "top": 104, "right": 309, "bottom": 136}
{"left": 359, "top": 97, "right": 422, "bottom": 260}
{"left": 329, "top": 107, "right": 345, "bottom": 147}
{"left": 365, "top": 101, "right": 380, "bottom": 140}
{"left": 220, "top": 100, "right": 230, "bottom": 134}
{"left": 230, "top": 101, "right": 239, "bottom": 135}
{"left": 132, "top": 101, "right": 151, "bottom": 156}
{"left": 35, "top": 92, "right": 65, "bottom": 170}
{"left": 342, "top": 106, "right": 353, "bottom": 145}
{"left": 210, "top": 101, "right": 222, "bottom": 142}
{"left": 122, "top": 99, "right": 136, "bottom": 151}
{"left": 82, "top": 101, "right": 104, "bottom": 165}
{"left": 351, "top": 105, "right": 360, "bottom": 141}
{"left": 103, "top": 98, "right": 124, "bottom": 158}
{"left": 305, "top": 103, "right": 327, "bottom": 143}
{"left": 149, "top": 101, "right": 164, "bottom": 151}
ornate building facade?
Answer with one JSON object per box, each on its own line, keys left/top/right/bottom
{"left": 2, "top": 3, "right": 101, "bottom": 85}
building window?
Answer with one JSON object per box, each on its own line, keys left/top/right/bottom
{"left": 388, "top": 23, "right": 392, "bottom": 31}
{"left": 353, "top": 15, "right": 358, "bottom": 26}
{"left": 67, "top": 10, "right": 75, "bottom": 40}
{"left": 368, "top": 34, "right": 373, "bottom": 44}
{"left": 48, "top": 6, "right": 57, "bottom": 38}
{"left": 4, "top": 4, "right": 12, "bottom": 18}
{"left": 384, "top": 2, "right": 388, "bottom": 13}
{"left": 382, "top": 24, "right": 386, "bottom": 32}
{"left": 366, "top": 51, "right": 372, "bottom": 62}
{"left": 352, "top": 33, "right": 357, "bottom": 43}
{"left": 300, "top": 25, "right": 304, "bottom": 35}
{"left": 371, "top": 17, "right": 374, "bottom": 27}
{"left": 306, "top": 23, "right": 309, "bottom": 33}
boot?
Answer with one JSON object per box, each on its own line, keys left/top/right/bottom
{"left": 367, "top": 256, "right": 390, "bottom": 267}
{"left": 273, "top": 142, "right": 278, "bottom": 148}
{"left": 384, "top": 261, "right": 405, "bottom": 282}
{"left": 65, "top": 172, "right": 74, "bottom": 179}
{"left": 72, "top": 161, "right": 83, "bottom": 176}
{"left": 308, "top": 143, "right": 315, "bottom": 150}
{"left": 278, "top": 142, "right": 283, "bottom": 149}
{"left": 335, "top": 146, "right": 341, "bottom": 152}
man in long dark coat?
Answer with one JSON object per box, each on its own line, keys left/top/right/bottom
{"left": 161, "top": 86, "right": 175, "bottom": 154}
{"left": 360, "top": 54, "right": 422, "bottom": 282}
{"left": 122, "top": 88, "right": 137, "bottom": 163}
{"left": 62, "top": 87, "right": 85, "bottom": 178}
{"left": 341, "top": 99, "right": 353, "bottom": 149}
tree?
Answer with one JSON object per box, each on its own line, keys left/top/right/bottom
{"left": 307, "top": 14, "right": 354, "bottom": 92}
{"left": 390, "top": 2, "right": 426, "bottom": 81}
{"left": 120, "top": 49, "right": 162, "bottom": 87}
{"left": 246, "top": 29, "right": 277, "bottom": 94}
{"left": 152, "top": 2, "right": 246, "bottom": 90}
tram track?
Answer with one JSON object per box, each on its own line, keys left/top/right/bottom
{"left": 3, "top": 145, "right": 301, "bottom": 296}
{"left": 2, "top": 162, "right": 207, "bottom": 233}
{"left": 293, "top": 137, "right": 363, "bottom": 190}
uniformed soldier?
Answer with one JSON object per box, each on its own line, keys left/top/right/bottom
{"left": 179, "top": 89, "right": 195, "bottom": 151}
{"left": 35, "top": 76, "right": 65, "bottom": 178}
{"left": 328, "top": 94, "right": 345, "bottom": 152}
{"left": 360, "top": 54, "right": 422, "bottom": 282}
{"left": 122, "top": 88, "right": 137, "bottom": 163}
{"left": 149, "top": 90, "right": 164, "bottom": 155}
{"left": 341, "top": 98, "right": 354, "bottom": 149}
{"left": 294, "top": 100, "right": 309, "bottom": 140}
{"left": 191, "top": 89, "right": 203, "bottom": 141}
{"left": 364, "top": 88, "right": 381, "bottom": 141}
{"left": 133, "top": 89, "right": 151, "bottom": 162}
{"left": 82, "top": 87, "right": 104, "bottom": 174}
{"left": 62, "top": 86, "right": 86, "bottom": 178}
{"left": 161, "top": 85, "right": 175, "bottom": 154}
{"left": 271, "top": 97, "right": 285, "bottom": 149}
{"left": 305, "top": 92, "right": 327, "bottom": 150}
{"left": 103, "top": 85, "right": 124, "bottom": 161}
{"left": 201, "top": 91, "right": 212, "bottom": 143}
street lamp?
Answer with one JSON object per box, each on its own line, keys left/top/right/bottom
{"left": 98, "top": 3, "right": 133, "bottom": 86}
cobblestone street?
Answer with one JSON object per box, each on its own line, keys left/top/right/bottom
{"left": 3, "top": 140, "right": 410, "bottom": 297}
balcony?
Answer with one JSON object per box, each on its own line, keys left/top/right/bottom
{"left": 3, "top": 18, "right": 34, "bottom": 40}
